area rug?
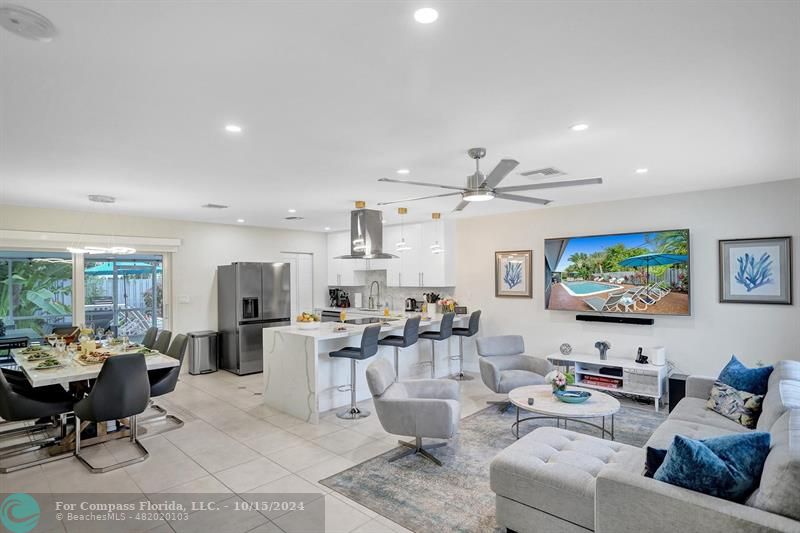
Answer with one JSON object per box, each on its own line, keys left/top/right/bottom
{"left": 320, "top": 403, "right": 666, "bottom": 533}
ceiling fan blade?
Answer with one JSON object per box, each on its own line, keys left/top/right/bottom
{"left": 378, "top": 177, "right": 467, "bottom": 192}
{"left": 494, "top": 177, "right": 603, "bottom": 193}
{"left": 494, "top": 193, "right": 551, "bottom": 205}
{"left": 481, "top": 159, "right": 519, "bottom": 189}
{"left": 452, "top": 199, "right": 470, "bottom": 212}
{"left": 377, "top": 191, "right": 462, "bottom": 206}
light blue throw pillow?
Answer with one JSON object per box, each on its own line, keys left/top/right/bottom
{"left": 653, "top": 432, "right": 770, "bottom": 502}
{"left": 717, "top": 355, "right": 773, "bottom": 395}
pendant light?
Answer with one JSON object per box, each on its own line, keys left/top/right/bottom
{"left": 66, "top": 195, "right": 136, "bottom": 255}
{"left": 396, "top": 207, "right": 411, "bottom": 252}
{"left": 430, "top": 212, "right": 443, "bottom": 254}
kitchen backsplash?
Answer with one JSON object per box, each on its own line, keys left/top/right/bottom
{"left": 331, "top": 270, "right": 455, "bottom": 310}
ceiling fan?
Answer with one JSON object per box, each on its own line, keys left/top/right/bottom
{"left": 377, "top": 147, "right": 603, "bottom": 212}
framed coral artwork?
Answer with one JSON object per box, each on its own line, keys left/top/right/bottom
{"left": 719, "top": 237, "right": 792, "bottom": 304}
{"left": 495, "top": 250, "right": 532, "bottom": 298}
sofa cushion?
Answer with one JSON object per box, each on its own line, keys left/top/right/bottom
{"left": 669, "top": 397, "right": 755, "bottom": 434}
{"left": 490, "top": 427, "right": 643, "bottom": 530}
{"left": 646, "top": 418, "right": 743, "bottom": 449}
{"left": 717, "top": 355, "right": 773, "bottom": 395}
{"left": 652, "top": 432, "right": 771, "bottom": 502}
{"left": 753, "top": 409, "right": 800, "bottom": 521}
{"left": 757, "top": 379, "right": 800, "bottom": 432}
{"left": 706, "top": 381, "right": 764, "bottom": 429}
{"left": 496, "top": 369, "right": 545, "bottom": 393}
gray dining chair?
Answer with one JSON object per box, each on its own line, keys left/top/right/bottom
{"left": 73, "top": 353, "right": 150, "bottom": 473}
{"left": 0, "top": 371, "right": 75, "bottom": 473}
{"left": 142, "top": 334, "right": 188, "bottom": 432}
{"left": 141, "top": 327, "right": 158, "bottom": 349}
{"left": 152, "top": 330, "right": 172, "bottom": 353}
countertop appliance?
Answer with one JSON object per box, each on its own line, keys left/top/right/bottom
{"left": 218, "top": 262, "right": 290, "bottom": 375}
{"left": 329, "top": 288, "right": 350, "bottom": 308}
{"left": 405, "top": 298, "right": 417, "bottom": 311}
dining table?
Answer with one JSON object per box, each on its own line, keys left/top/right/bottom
{"left": 9, "top": 342, "right": 180, "bottom": 453}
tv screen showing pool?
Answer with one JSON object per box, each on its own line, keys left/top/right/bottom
{"left": 544, "top": 229, "right": 690, "bottom": 316}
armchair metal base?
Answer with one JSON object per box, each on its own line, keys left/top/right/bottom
{"left": 388, "top": 436, "right": 447, "bottom": 466}
{"left": 75, "top": 415, "right": 149, "bottom": 473}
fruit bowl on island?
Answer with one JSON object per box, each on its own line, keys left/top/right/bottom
{"left": 296, "top": 312, "right": 321, "bottom": 330}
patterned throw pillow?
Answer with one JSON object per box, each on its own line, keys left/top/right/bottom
{"left": 706, "top": 381, "right": 764, "bottom": 429}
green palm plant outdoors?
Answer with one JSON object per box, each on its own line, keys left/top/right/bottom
{"left": 0, "top": 259, "right": 72, "bottom": 335}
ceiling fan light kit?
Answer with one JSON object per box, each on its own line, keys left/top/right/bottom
{"left": 377, "top": 147, "right": 603, "bottom": 212}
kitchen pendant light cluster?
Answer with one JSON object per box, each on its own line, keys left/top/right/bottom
{"left": 396, "top": 207, "right": 411, "bottom": 252}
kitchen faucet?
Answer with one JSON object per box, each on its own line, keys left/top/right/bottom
{"left": 368, "top": 280, "right": 380, "bottom": 310}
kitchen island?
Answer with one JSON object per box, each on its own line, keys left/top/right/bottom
{"left": 263, "top": 312, "right": 466, "bottom": 423}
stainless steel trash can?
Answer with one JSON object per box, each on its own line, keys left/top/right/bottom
{"left": 187, "top": 330, "right": 219, "bottom": 375}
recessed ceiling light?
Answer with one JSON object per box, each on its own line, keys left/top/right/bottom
{"left": 288, "top": 208, "right": 296, "bottom": 213}
{"left": 635, "top": 168, "right": 649, "bottom": 174}
{"left": 324, "top": 226, "right": 331, "bottom": 231}
{"left": 397, "top": 169, "right": 410, "bottom": 175}
{"left": 414, "top": 7, "right": 439, "bottom": 24}
{"left": 224, "top": 124, "right": 242, "bottom": 133}
{"left": 236, "top": 218, "right": 245, "bottom": 223}
{"left": 570, "top": 123, "right": 589, "bottom": 132}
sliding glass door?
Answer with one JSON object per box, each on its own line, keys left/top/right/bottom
{"left": 84, "top": 255, "right": 163, "bottom": 342}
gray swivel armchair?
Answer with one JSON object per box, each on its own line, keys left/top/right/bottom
{"left": 476, "top": 335, "right": 553, "bottom": 411}
{"left": 366, "top": 358, "right": 460, "bottom": 466}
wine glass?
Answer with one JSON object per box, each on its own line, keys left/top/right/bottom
{"left": 66, "top": 343, "right": 77, "bottom": 361}
{"left": 55, "top": 337, "right": 66, "bottom": 355}
{"left": 339, "top": 309, "right": 347, "bottom": 323}
{"left": 122, "top": 335, "right": 130, "bottom": 351}
{"left": 46, "top": 334, "right": 58, "bottom": 351}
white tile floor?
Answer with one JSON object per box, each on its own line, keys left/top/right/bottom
{"left": 1, "top": 369, "right": 499, "bottom": 533}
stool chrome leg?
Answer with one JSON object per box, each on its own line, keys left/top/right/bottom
{"left": 393, "top": 346, "right": 400, "bottom": 382}
{"left": 337, "top": 359, "right": 370, "bottom": 420}
{"left": 430, "top": 340, "right": 436, "bottom": 379}
{"left": 449, "top": 336, "right": 474, "bottom": 381}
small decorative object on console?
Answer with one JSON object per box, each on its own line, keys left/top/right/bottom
{"left": 594, "top": 340, "right": 611, "bottom": 360}
{"left": 559, "top": 343, "right": 572, "bottom": 356}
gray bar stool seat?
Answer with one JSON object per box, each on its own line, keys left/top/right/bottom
{"left": 449, "top": 310, "right": 481, "bottom": 381}
{"left": 377, "top": 315, "right": 420, "bottom": 382}
{"left": 73, "top": 353, "right": 150, "bottom": 473}
{"left": 418, "top": 312, "right": 455, "bottom": 379}
{"left": 330, "top": 324, "right": 381, "bottom": 420}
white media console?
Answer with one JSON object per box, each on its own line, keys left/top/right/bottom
{"left": 546, "top": 353, "right": 669, "bottom": 412}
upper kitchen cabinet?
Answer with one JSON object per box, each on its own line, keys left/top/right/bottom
{"left": 327, "top": 231, "right": 363, "bottom": 286}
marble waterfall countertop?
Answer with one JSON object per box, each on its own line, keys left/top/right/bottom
{"left": 263, "top": 311, "right": 466, "bottom": 423}
{"left": 271, "top": 311, "right": 463, "bottom": 340}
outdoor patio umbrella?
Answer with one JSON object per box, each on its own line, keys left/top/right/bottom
{"left": 619, "top": 253, "right": 688, "bottom": 285}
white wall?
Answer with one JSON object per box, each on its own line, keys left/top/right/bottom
{"left": 0, "top": 206, "right": 328, "bottom": 334}
{"left": 455, "top": 179, "right": 800, "bottom": 376}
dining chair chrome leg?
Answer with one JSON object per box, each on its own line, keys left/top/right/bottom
{"left": 0, "top": 413, "right": 73, "bottom": 474}
{"left": 74, "top": 415, "right": 149, "bottom": 473}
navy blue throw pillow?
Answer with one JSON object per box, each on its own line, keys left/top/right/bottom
{"left": 645, "top": 447, "right": 668, "bottom": 478}
{"left": 717, "top": 355, "right": 773, "bottom": 395}
{"left": 653, "top": 432, "right": 771, "bottom": 502}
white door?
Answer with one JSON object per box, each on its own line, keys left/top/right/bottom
{"left": 281, "top": 252, "right": 314, "bottom": 318}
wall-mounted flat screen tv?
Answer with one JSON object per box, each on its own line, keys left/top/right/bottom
{"left": 544, "top": 229, "right": 690, "bottom": 316}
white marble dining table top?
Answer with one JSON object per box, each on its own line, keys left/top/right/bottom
{"left": 11, "top": 344, "right": 179, "bottom": 388}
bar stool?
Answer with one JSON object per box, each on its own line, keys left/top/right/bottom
{"left": 450, "top": 310, "right": 481, "bottom": 381}
{"left": 331, "top": 324, "right": 381, "bottom": 420}
{"left": 377, "top": 316, "right": 421, "bottom": 382}
{"left": 418, "top": 313, "right": 455, "bottom": 379}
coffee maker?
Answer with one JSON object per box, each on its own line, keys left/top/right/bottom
{"left": 329, "top": 288, "right": 350, "bottom": 308}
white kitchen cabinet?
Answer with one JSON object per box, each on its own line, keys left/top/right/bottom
{"left": 328, "top": 221, "right": 456, "bottom": 288}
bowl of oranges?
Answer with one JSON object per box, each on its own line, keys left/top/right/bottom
{"left": 296, "top": 312, "right": 321, "bottom": 330}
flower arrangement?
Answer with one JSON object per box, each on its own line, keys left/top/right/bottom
{"left": 545, "top": 370, "right": 575, "bottom": 393}
{"left": 438, "top": 297, "right": 457, "bottom": 313}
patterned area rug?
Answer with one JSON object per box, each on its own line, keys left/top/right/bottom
{"left": 320, "top": 403, "right": 666, "bottom": 533}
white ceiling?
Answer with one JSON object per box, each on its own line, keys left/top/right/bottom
{"left": 1, "top": 1, "right": 798, "bottom": 232}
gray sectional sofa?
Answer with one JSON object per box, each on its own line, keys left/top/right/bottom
{"left": 490, "top": 359, "right": 800, "bottom": 533}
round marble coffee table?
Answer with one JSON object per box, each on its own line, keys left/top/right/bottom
{"left": 508, "top": 385, "right": 621, "bottom": 440}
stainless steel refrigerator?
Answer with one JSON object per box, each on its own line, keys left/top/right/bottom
{"left": 217, "top": 262, "right": 291, "bottom": 375}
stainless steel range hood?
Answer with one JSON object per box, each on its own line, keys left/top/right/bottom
{"left": 336, "top": 206, "right": 397, "bottom": 259}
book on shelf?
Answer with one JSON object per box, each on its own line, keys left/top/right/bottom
{"left": 581, "top": 377, "right": 621, "bottom": 389}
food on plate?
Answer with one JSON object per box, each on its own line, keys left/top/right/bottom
{"left": 35, "top": 358, "right": 62, "bottom": 369}
{"left": 78, "top": 350, "right": 112, "bottom": 364}
{"left": 21, "top": 346, "right": 44, "bottom": 354}
{"left": 25, "top": 351, "right": 53, "bottom": 361}
{"left": 296, "top": 312, "right": 319, "bottom": 323}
